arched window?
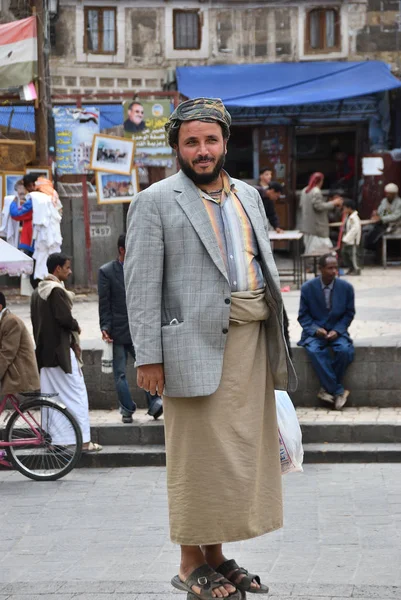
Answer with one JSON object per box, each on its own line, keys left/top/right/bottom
{"left": 306, "top": 8, "right": 340, "bottom": 53}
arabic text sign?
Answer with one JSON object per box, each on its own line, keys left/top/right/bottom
{"left": 53, "top": 107, "right": 100, "bottom": 175}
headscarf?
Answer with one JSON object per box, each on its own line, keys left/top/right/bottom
{"left": 165, "top": 97, "right": 231, "bottom": 145}
{"left": 305, "top": 172, "right": 324, "bottom": 194}
{"left": 35, "top": 177, "right": 62, "bottom": 209}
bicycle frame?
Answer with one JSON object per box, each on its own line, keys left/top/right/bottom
{"left": 0, "top": 394, "right": 44, "bottom": 468}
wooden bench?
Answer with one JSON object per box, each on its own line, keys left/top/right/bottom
{"left": 382, "top": 233, "right": 401, "bottom": 268}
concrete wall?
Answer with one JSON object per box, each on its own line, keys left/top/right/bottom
{"left": 44, "top": 0, "right": 401, "bottom": 98}
{"left": 60, "top": 191, "right": 125, "bottom": 286}
{"left": 82, "top": 344, "right": 401, "bottom": 411}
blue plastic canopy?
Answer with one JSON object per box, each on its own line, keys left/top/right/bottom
{"left": 0, "top": 104, "right": 123, "bottom": 134}
{"left": 176, "top": 61, "right": 401, "bottom": 107}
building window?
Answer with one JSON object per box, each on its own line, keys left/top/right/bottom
{"left": 84, "top": 7, "right": 116, "bottom": 54}
{"left": 173, "top": 9, "right": 201, "bottom": 50}
{"left": 305, "top": 8, "right": 340, "bottom": 53}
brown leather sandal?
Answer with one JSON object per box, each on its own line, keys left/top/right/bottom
{"left": 216, "top": 559, "right": 269, "bottom": 594}
{"left": 171, "top": 564, "right": 242, "bottom": 600}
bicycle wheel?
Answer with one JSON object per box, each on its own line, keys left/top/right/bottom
{"left": 5, "top": 398, "right": 82, "bottom": 481}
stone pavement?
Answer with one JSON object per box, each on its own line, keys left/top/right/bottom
{"left": 1, "top": 465, "right": 401, "bottom": 599}
{"left": 5, "top": 266, "right": 401, "bottom": 348}
{"left": 90, "top": 406, "right": 401, "bottom": 426}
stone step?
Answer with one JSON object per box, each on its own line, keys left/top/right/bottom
{"left": 89, "top": 421, "right": 401, "bottom": 446}
{"left": 78, "top": 443, "right": 401, "bottom": 468}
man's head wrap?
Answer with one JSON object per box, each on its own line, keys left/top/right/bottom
{"left": 384, "top": 183, "right": 399, "bottom": 194}
{"left": 165, "top": 97, "right": 231, "bottom": 147}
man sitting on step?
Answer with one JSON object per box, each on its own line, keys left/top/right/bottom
{"left": 297, "top": 253, "right": 355, "bottom": 411}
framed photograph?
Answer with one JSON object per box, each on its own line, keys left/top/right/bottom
{"left": 25, "top": 166, "right": 51, "bottom": 180}
{"left": 3, "top": 172, "right": 25, "bottom": 197}
{"left": 90, "top": 134, "right": 135, "bottom": 175}
{"left": 96, "top": 169, "right": 139, "bottom": 204}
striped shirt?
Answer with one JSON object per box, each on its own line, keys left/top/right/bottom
{"left": 198, "top": 171, "right": 265, "bottom": 292}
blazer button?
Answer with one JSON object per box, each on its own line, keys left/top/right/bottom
{"left": 225, "top": 298, "right": 231, "bottom": 304}
{"left": 222, "top": 328, "right": 228, "bottom": 334}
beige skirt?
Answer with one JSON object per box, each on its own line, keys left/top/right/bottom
{"left": 163, "top": 289, "right": 283, "bottom": 546}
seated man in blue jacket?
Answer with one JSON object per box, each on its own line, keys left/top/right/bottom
{"left": 298, "top": 253, "right": 355, "bottom": 410}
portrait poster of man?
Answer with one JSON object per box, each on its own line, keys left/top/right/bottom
{"left": 123, "top": 100, "right": 173, "bottom": 167}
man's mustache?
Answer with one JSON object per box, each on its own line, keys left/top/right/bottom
{"left": 193, "top": 156, "right": 215, "bottom": 164}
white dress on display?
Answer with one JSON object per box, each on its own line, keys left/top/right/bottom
{"left": 31, "top": 192, "right": 63, "bottom": 280}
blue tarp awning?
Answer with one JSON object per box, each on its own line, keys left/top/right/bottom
{"left": 176, "top": 61, "right": 401, "bottom": 107}
{"left": 0, "top": 104, "right": 124, "bottom": 134}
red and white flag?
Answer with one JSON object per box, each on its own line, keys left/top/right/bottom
{"left": 0, "top": 16, "right": 38, "bottom": 90}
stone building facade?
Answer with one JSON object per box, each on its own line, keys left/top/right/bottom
{"left": 1, "top": 1, "right": 400, "bottom": 96}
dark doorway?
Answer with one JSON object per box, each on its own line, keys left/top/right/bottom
{"left": 225, "top": 126, "right": 253, "bottom": 179}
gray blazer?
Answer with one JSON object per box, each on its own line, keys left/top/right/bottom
{"left": 125, "top": 170, "right": 297, "bottom": 397}
{"left": 300, "top": 187, "right": 335, "bottom": 238}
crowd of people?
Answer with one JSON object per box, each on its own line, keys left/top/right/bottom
{"left": 0, "top": 173, "right": 63, "bottom": 288}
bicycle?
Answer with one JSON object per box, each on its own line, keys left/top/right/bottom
{"left": 0, "top": 392, "right": 82, "bottom": 481}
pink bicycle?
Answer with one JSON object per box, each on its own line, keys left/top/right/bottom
{"left": 0, "top": 392, "right": 82, "bottom": 481}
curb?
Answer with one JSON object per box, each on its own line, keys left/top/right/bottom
{"left": 78, "top": 443, "right": 401, "bottom": 468}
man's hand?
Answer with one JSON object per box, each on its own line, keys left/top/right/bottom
{"left": 326, "top": 330, "right": 338, "bottom": 341}
{"left": 332, "top": 198, "right": 343, "bottom": 208}
{"left": 371, "top": 215, "right": 381, "bottom": 223}
{"left": 137, "top": 363, "right": 165, "bottom": 396}
{"left": 101, "top": 330, "right": 113, "bottom": 343}
{"left": 316, "top": 328, "right": 328, "bottom": 338}
{"left": 72, "top": 343, "right": 82, "bottom": 361}
{"left": 275, "top": 227, "right": 284, "bottom": 233}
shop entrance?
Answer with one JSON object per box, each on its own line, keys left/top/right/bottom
{"left": 294, "top": 124, "right": 368, "bottom": 199}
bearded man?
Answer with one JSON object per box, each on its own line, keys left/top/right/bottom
{"left": 124, "top": 98, "right": 296, "bottom": 600}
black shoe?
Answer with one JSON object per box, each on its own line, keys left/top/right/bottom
{"left": 122, "top": 414, "right": 133, "bottom": 424}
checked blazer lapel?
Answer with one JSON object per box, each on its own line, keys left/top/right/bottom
{"left": 175, "top": 185, "right": 229, "bottom": 283}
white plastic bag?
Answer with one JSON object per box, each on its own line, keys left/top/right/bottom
{"left": 275, "top": 390, "right": 304, "bottom": 475}
{"left": 101, "top": 341, "right": 113, "bottom": 374}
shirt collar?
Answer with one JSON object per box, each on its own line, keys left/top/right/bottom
{"left": 198, "top": 170, "right": 236, "bottom": 204}
{"left": 320, "top": 276, "right": 335, "bottom": 290}
{"left": 0, "top": 307, "right": 9, "bottom": 323}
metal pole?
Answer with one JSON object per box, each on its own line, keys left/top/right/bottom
{"left": 252, "top": 127, "right": 260, "bottom": 180}
{"left": 81, "top": 175, "right": 92, "bottom": 286}
{"left": 32, "top": 0, "right": 50, "bottom": 164}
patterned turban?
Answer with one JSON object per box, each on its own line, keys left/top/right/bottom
{"left": 165, "top": 97, "right": 231, "bottom": 146}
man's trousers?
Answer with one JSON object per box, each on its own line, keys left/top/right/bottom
{"left": 304, "top": 336, "right": 354, "bottom": 396}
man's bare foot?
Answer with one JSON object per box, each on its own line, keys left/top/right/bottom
{"left": 179, "top": 563, "right": 236, "bottom": 598}
{"left": 202, "top": 546, "right": 260, "bottom": 591}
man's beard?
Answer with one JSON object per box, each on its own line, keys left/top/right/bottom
{"left": 177, "top": 150, "right": 226, "bottom": 185}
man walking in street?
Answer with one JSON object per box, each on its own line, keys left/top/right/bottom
{"left": 0, "top": 292, "right": 40, "bottom": 395}
{"left": 98, "top": 234, "right": 163, "bottom": 423}
{"left": 298, "top": 253, "right": 355, "bottom": 410}
{"left": 125, "top": 97, "right": 296, "bottom": 600}
{"left": 31, "top": 253, "right": 101, "bottom": 452}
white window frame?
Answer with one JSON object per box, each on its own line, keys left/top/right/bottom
{"left": 298, "top": 3, "right": 349, "bottom": 61}
{"left": 165, "top": 5, "right": 209, "bottom": 60}
{"left": 76, "top": 2, "right": 125, "bottom": 64}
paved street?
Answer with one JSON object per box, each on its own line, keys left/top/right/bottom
{"left": 7, "top": 266, "right": 401, "bottom": 349}
{"left": 1, "top": 464, "right": 401, "bottom": 599}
